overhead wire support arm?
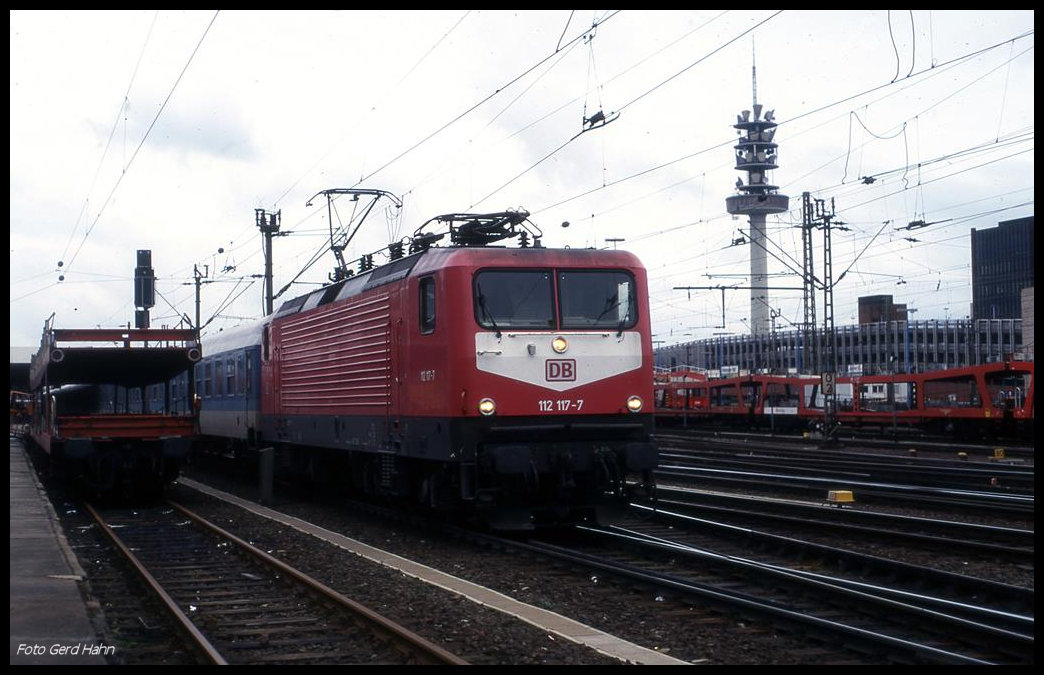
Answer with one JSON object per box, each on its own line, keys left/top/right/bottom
{"left": 674, "top": 284, "right": 803, "bottom": 332}
{"left": 673, "top": 285, "right": 732, "bottom": 330}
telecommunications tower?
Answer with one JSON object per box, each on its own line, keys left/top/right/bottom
{"left": 725, "top": 61, "right": 789, "bottom": 335}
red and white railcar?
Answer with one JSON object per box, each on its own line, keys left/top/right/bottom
{"left": 654, "top": 360, "right": 1033, "bottom": 439}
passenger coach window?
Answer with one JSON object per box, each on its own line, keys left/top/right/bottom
{"left": 558, "top": 270, "right": 637, "bottom": 329}
{"left": 474, "top": 270, "right": 554, "bottom": 329}
{"left": 419, "top": 276, "right": 436, "bottom": 334}
{"left": 226, "top": 360, "right": 235, "bottom": 396}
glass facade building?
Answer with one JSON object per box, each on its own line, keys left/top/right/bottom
{"left": 971, "top": 216, "right": 1033, "bottom": 320}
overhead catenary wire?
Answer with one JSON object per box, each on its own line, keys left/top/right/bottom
{"left": 57, "top": 10, "right": 160, "bottom": 272}
{"left": 409, "top": 17, "right": 1029, "bottom": 340}
{"left": 530, "top": 32, "right": 1032, "bottom": 233}
{"left": 199, "top": 15, "right": 1035, "bottom": 333}
{"left": 350, "top": 11, "right": 622, "bottom": 191}
{"left": 472, "top": 11, "right": 785, "bottom": 209}
{"left": 268, "top": 11, "right": 474, "bottom": 211}
{"left": 252, "top": 11, "right": 616, "bottom": 306}
{"left": 10, "top": 12, "right": 1032, "bottom": 349}
{"left": 59, "top": 10, "right": 221, "bottom": 278}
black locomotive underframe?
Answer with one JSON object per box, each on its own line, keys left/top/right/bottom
{"left": 259, "top": 412, "right": 658, "bottom": 527}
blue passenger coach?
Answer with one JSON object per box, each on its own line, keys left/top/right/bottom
{"left": 195, "top": 319, "right": 265, "bottom": 452}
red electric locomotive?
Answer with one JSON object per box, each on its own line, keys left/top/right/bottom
{"left": 27, "top": 320, "right": 200, "bottom": 498}
{"left": 200, "top": 210, "right": 658, "bottom": 528}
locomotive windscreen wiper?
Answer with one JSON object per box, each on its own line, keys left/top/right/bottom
{"left": 593, "top": 292, "right": 620, "bottom": 324}
{"left": 475, "top": 284, "right": 502, "bottom": 338}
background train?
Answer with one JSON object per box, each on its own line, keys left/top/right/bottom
{"left": 194, "top": 211, "right": 658, "bottom": 529}
{"left": 26, "top": 323, "right": 200, "bottom": 498}
{"left": 654, "top": 359, "right": 1034, "bottom": 439}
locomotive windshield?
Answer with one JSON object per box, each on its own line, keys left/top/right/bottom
{"left": 475, "top": 271, "right": 555, "bottom": 329}
{"left": 474, "top": 269, "right": 637, "bottom": 330}
{"left": 558, "top": 270, "right": 636, "bottom": 329}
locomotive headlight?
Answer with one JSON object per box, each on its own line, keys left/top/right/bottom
{"left": 626, "top": 395, "right": 644, "bottom": 413}
{"left": 478, "top": 397, "right": 497, "bottom": 416}
{"left": 551, "top": 336, "right": 568, "bottom": 353}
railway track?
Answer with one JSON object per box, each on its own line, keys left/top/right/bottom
{"left": 525, "top": 518, "right": 1034, "bottom": 665}
{"left": 621, "top": 503, "right": 1033, "bottom": 620}
{"left": 238, "top": 473, "right": 1033, "bottom": 664}
{"left": 656, "top": 428, "right": 1035, "bottom": 461}
{"left": 645, "top": 485, "right": 1034, "bottom": 562}
{"left": 84, "top": 502, "right": 468, "bottom": 665}
{"left": 103, "top": 454, "right": 1032, "bottom": 665}
{"left": 654, "top": 441, "right": 1034, "bottom": 515}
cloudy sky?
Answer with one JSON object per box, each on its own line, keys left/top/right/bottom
{"left": 9, "top": 10, "right": 1034, "bottom": 349}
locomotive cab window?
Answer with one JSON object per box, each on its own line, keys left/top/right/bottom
{"left": 558, "top": 270, "right": 637, "bottom": 330}
{"left": 474, "top": 270, "right": 554, "bottom": 329}
{"left": 473, "top": 268, "right": 637, "bottom": 331}
{"left": 419, "top": 276, "right": 436, "bottom": 334}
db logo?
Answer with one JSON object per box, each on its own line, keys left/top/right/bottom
{"left": 545, "top": 359, "right": 576, "bottom": 382}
